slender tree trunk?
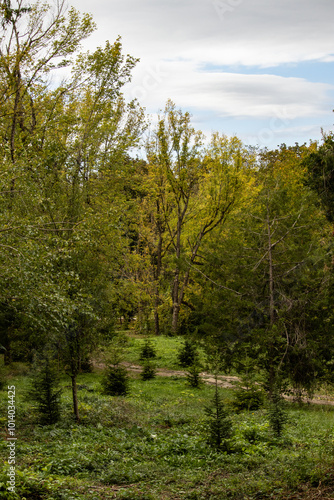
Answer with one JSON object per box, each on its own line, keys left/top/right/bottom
{"left": 266, "top": 200, "right": 276, "bottom": 394}
{"left": 171, "top": 215, "right": 182, "bottom": 334}
{"left": 267, "top": 206, "right": 275, "bottom": 326}
{"left": 71, "top": 373, "right": 80, "bottom": 422}
{"left": 154, "top": 220, "right": 163, "bottom": 335}
{"left": 4, "top": 343, "right": 11, "bottom": 366}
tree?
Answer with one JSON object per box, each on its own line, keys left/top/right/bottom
{"left": 303, "top": 132, "right": 334, "bottom": 222}
{"left": 0, "top": 0, "right": 145, "bottom": 419}
{"left": 192, "top": 144, "right": 332, "bottom": 396}
{"left": 144, "top": 101, "right": 254, "bottom": 334}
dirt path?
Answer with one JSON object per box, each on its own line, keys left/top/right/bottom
{"left": 118, "top": 362, "right": 334, "bottom": 406}
{"left": 121, "top": 362, "right": 239, "bottom": 388}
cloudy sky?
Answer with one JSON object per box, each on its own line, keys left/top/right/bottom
{"left": 69, "top": 0, "right": 334, "bottom": 149}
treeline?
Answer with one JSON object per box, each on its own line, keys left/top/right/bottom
{"left": 1, "top": 0, "right": 334, "bottom": 408}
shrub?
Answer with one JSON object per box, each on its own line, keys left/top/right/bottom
{"left": 0, "top": 366, "right": 6, "bottom": 391}
{"left": 101, "top": 365, "right": 129, "bottom": 396}
{"left": 178, "top": 339, "right": 198, "bottom": 367}
{"left": 80, "top": 356, "right": 93, "bottom": 373}
{"left": 231, "top": 386, "right": 265, "bottom": 411}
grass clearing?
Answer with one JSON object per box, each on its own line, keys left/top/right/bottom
{"left": 119, "top": 335, "right": 206, "bottom": 371}
{"left": 1, "top": 343, "right": 334, "bottom": 499}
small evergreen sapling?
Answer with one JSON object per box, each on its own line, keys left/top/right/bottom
{"left": 267, "top": 385, "right": 288, "bottom": 437}
{"left": 139, "top": 338, "right": 157, "bottom": 361}
{"left": 186, "top": 363, "right": 202, "bottom": 388}
{"left": 28, "top": 355, "right": 62, "bottom": 425}
{"left": 178, "top": 339, "right": 198, "bottom": 367}
{"left": 101, "top": 365, "right": 129, "bottom": 396}
{"left": 204, "top": 379, "right": 233, "bottom": 450}
{"left": 140, "top": 361, "right": 156, "bottom": 381}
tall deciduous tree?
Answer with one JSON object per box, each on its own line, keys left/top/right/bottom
{"left": 144, "top": 101, "right": 254, "bottom": 334}
{"left": 0, "top": 0, "right": 145, "bottom": 419}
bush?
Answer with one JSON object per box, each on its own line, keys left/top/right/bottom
{"left": 178, "top": 339, "right": 198, "bottom": 367}
{"left": 141, "top": 361, "right": 156, "bottom": 381}
{"left": 27, "top": 355, "right": 62, "bottom": 425}
{"left": 231, "top": 387, "right": 265, "bottom": 411}
{"left": 139, "top": 338, "right": 157, "bottom": 361}
{"left": 101, "top": 365, "right": 129, "bottom": 396}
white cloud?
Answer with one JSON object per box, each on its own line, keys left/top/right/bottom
{"left": 71, "top": 0, "right": 334, "bottom": 67}
{"left": 67, "top": 0, "right": 334, "bottom": 146}
{"left": 124, "top": 61, "right": 333, "bottom": 119}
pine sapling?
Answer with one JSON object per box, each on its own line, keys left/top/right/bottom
{"left": 140, "top": 360, "right": 156, "bottom": 381}
{"left": 178, "top": 339, "right": 198, "bottom": 367}
{"left": 186, "top": 363, "right": 202, "bottom": 388}
{"left": 204, "top": 378, "right": 233, "bottom": 450}
{"left": 28, "top": 356, "right": 62, "bottom": 425}
{"left": 101, "top": 365, "right": 129, "bottom": 396}
{"left": 139, "top": 338, "right": 157, "bottom": 361}
{"left": 267, "top": 385, "right": 288, "bottom": 438}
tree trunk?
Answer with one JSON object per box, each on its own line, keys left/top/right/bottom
{"left": 267, "top": 206, "right": 275, "bottom": 326}
{"left": 154, "top": 223, "right": 163, "bottom": 335}
{"left": 71, "top": 374, "right": 80, "bottom": 422}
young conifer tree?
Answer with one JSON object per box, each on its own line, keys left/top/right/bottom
{"left": 204, "top": 377, "right": 232, "bottom": 450}
{"left": 28, "top": 352, "right": 62, "bottom": 425}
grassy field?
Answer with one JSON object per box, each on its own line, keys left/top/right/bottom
{"left": 117, "top": 334, "right": 207, "bottom": 370}
{"left": 1, "top": 337, "right": 334, "bottom": 500}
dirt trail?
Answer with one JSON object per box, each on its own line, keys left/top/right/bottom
{"left": 119, "top": 362, "right": 334, "bottom": 406}
{"left": 122, "top": 362, "right": 239, "bottom": 388}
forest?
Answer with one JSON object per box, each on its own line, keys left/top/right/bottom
{"left": 1, "top": 1, "right": 334, "bottom": 499}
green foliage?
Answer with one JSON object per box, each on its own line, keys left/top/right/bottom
{"left": 267, "top": 387, "right": 288, "bottom": 438}
{"left": 186, "top": 364, "right": 202, "bottom": 388}
{"left": 101, "top": 365, "right": 129, "bottom": 396}
{"left": 139, "top": 338, "right": 157, "bottom": 361}
{"left": 178, "top": 339, "right": 198, "bottom": 367}
{"left": 0, "top": 358, "right": 6, "bottom": 391}
{"left": 231, "top": 386, "right": 265, "bottom": 412}
{"left": 1, "top": 365, "right": 334, "bottom": 500}
{"left": 304, "top": 133, "right": 334, "bottom": 222}
{"left": 27, "top": 354, "right": 62, "bottom": 425}
{"left": 140, "top": 361, "right": 156, "bottom": 381}
{"left": 204, "top": 383, "right": 233, "bottom": 450}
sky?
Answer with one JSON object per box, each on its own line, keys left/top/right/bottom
{"left": 68, "top": 0, "right": 334, "bottom": 150}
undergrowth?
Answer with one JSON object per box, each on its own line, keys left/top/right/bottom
{"left": 0, "top": 350, "right": 334, "bottom": 500}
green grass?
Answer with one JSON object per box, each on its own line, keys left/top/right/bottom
{"left": 1, "top": 350, "right": 334, "bottom": 500}
{"left": 118, "top": 334, "right": 207, "bottom": 370}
